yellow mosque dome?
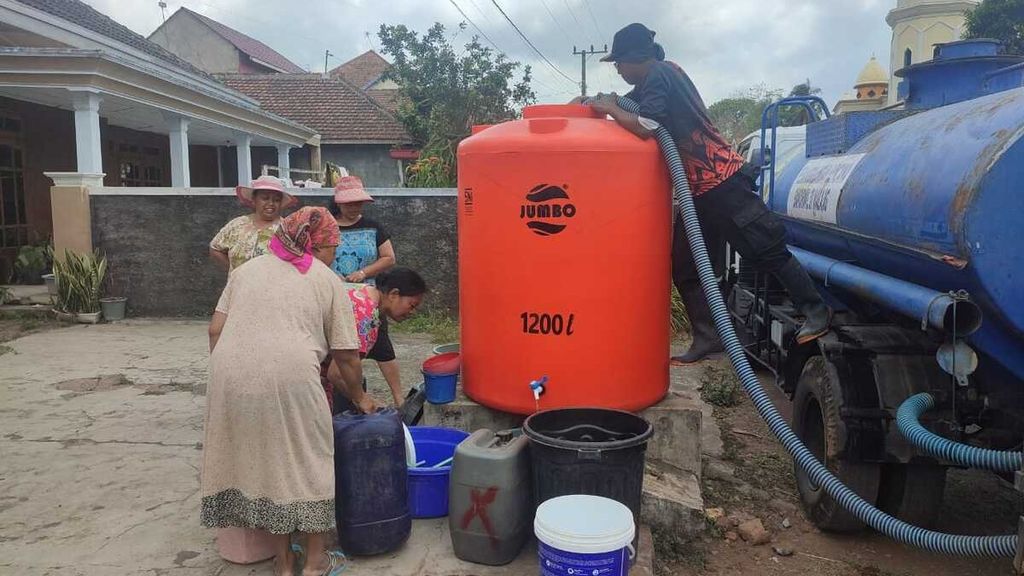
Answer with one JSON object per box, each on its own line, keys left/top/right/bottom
{"left": 855, "top": 56, "right": 889, "bottom": 88}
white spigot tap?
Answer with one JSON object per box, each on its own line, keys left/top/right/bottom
{"left": 529, "top": 376, "right": 549, "bottom": 401}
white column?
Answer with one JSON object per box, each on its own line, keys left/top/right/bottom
{"left": 167, "top": 116, "right": 190, "bottom": 187}
{"left": 71, "top": 91, "right": 103, "bottom": 174}
{"left": 236, "top": 134, "right": 252, "bottom": 186}
{"left": 216, "top": 146, "right": 224, "bottom": 187}
{"left": 276, "top": 144, "right": 291, "bottom": 180}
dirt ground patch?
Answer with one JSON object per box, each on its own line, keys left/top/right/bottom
{"left": 53, "top": 373, "right": 201, "bottom": 397}
{"left": 0, "top": 315, "right": 62, "bottom": 346}
{"left": 656, "top": 372, "right": 1020, "bottom": 576}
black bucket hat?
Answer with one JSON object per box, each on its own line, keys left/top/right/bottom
{"left": 601, "top": 23, "right": 658, "bottom": 63}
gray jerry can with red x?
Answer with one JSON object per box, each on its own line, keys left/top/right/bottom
{"left": 449, "top": 429, "right": 532, "bottom": 565}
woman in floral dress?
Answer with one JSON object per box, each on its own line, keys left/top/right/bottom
{"left": 209, "top": 175, "right": 297, "bottom": 273}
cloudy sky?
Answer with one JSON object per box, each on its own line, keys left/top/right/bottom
{"left": 88, "top": 0, "right": 896, "bottom": 107}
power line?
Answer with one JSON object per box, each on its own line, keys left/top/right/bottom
{"left": 539, "top": 0, "right": 580, "bottom": 46}
{"left": 582, "top": 0, "right": 605, "bottom": 40}
{"left": 448, "top": 0, "right": 570, "bottom": 98}
{"left": 488, "top": 0, "right": 578, "bottom": 87}
{"left": 466, "top": 0, "right": 493, "bottom": 25}
{"left": 562, "top": 0, "right": 585, "bottom": 35}
{"left": 448, "top": 0, "right": 503, "bottom": 55}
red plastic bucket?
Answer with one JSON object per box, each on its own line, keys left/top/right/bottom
{"left": 423, "top": 352, "right": 461, "bottom": 375}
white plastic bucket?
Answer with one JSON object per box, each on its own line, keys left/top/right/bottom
{"left": 402, "top": 423, "right": 417, "bottom": 467}
{"left": 534, "top": 495, "right": 635, "bottom": 576}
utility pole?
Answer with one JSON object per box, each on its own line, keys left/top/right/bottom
{"left": 324, "top": 50, "right": 335, "bottom": 74}
{"left": 572, "top": 44, "right": 608, "bottom": 97}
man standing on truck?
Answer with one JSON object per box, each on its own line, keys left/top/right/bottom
{"left": 585, "top": 23, "right": 831, "bottom": 363}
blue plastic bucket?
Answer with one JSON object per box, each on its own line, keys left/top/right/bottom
{"left": 534, "top": 495, "right": 636, "bottom": 576}
{"left": 407, "top": 427, "right": 470, "bottom": 518}
{"left": 423, "top": 371, "right": 458, "bottom": 404}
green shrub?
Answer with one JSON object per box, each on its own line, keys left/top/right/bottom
{"left": 700, "top": 365, "right": 741, "bottom": 407}
{"left": 53, "top": 250, "right": 106, "bottom": 314}
{"left": 13, "top": 243, "right": 52, "bottom": 283}
{"left": 406, "top": 144, "right": 456, "bottom": 188}
{"left": 393, "top": 308, "right": 460, "bottom": 344}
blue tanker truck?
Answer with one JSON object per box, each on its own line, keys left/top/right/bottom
{"left": 727, "top": 37, "right": 1024, "bottom": 545}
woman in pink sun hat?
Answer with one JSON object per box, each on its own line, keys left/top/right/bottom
{"left": 325, "top": 173, "right": 409, "bottom": 410}
{"left": 209, "top": 175, "right": 299, "bottom": 273}
{"left": 327, "top": 174, "right": 396, "bottom": 284}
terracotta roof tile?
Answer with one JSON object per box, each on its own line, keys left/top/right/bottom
{"left": 365, "top": 89, "right": 402, "bottom": 113}
{"left": 330, "top": 50, "right": 391, "bottom": 89}
{"left": 218, "top": 73, "right": 410, "bottom": 143}
{"left": 15, "top": 0, "right": 213, "bottom": 78}
{"left": 181, "top": 8, "right": 305, "bottom": 74}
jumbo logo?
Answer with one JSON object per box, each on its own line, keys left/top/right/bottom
{"left": 520, "top": 184, "right": 577, "bottom": 236}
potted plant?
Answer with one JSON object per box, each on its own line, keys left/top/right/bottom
{"left": 52, "top": 255, "right": 76, "bottom": 322}
{"left": 52, "top": 250, "right": 107, "bottom": 324}
{"left": 99, "top": 267, "right": 127, "bottom": 322}
{"left": 41, "top": 271, "right": 57, "bottom": 297}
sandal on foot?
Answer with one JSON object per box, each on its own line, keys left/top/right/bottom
{"left": 321, "top": 549, "right": 347, "bottom": 576}
{"left": 288, "top": 543, "right": 304, "bottom": 575}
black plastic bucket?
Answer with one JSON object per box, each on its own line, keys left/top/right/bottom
{"left": 523, "top": 408, "right": 653, "bottom": 553}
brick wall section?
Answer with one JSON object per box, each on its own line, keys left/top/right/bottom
{"left": 90, "top": 190, "right": 457, "bottom": 317}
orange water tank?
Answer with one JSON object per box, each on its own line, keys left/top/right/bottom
{"left": 457, "top": 104, "right": 672, "bottom": 415}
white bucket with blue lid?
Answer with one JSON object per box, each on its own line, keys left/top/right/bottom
{"left": 534, "top": 494, "right": 635, "bottom": 576}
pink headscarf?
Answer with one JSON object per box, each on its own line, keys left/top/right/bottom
{"left": 268, "top": 206, "right": 339, "bottom": 274}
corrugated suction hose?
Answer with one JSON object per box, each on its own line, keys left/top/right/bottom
{"left": 898, "top": 393, "right": 1023, "bottom": 473}
{"left": 607, "top": 94, "right": 1017, "bottom": 557}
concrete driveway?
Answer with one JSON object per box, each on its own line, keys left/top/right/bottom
{"left": 0, "top": 321, "right": 656, "bottom": 575}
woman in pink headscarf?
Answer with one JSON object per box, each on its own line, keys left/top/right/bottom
{"left": 203, "top": 206, "right": 376, "bottom": 576}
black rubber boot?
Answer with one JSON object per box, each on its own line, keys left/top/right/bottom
{"left": 774, "top": 258, "right": 832, "bottom": 345}
{"left": 671, "top": 281, "right": 725, "bottom": 364}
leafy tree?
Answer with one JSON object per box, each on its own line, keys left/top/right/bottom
{"left": 779, "top": 80, "right": 825, "bottom": 127}
{"left": 378, "top": 23, "right": 535, "bottom": 186}
{"left": 963, "top": 0, "right": 1024, "bottom": 55}
{"left": 707, "top": 84, "right": 783, "bottom": 144}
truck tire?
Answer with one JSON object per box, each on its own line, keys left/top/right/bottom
{"left": 877, "top": 463, "right": 947, "bottom": 528}
{"left": 792, "top": 356, "right": 881, "bottom": 532}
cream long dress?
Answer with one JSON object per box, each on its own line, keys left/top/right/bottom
{"left": 200, "top": 254, "right": 358, "bottom": 534}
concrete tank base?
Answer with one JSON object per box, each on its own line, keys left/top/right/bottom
{"left": 333, "top": 521, "right": 656, "bottom": 576}
{"left": 422, "top": 375, "right": 707, "bottom": 542}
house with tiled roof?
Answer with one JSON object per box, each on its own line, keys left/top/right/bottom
{"left": 0, "top": 0, "right": 319, "bottom": 276}
{"left": 331, "top": 50, "right": 402, "bottom": 113}
{"left": 148, "top": 7, "right": 305, "bottom": 75}
{"left": 219, "top": 73, "right": 413, "bottom": 187}
{"left": 331, "top": 50, "right": 391, "bottom": 89}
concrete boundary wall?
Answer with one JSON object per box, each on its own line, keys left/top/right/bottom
{"left": 90, "top": 187, "right": 458, "bottom": 317}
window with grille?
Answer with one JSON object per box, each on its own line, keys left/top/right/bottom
{"left": 0, "top": 124, "right": 27, "bottom": 250}
{"left": 112, "top": 142, "right": 164, "bottom": 186}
